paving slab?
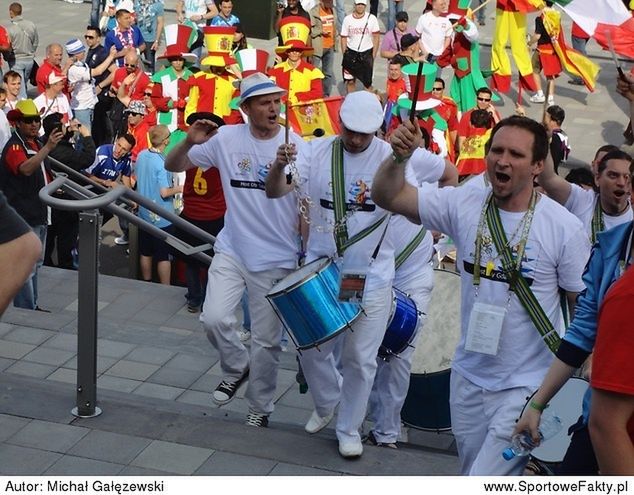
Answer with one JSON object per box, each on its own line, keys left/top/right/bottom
{"left": 130, "top": 440, "right": 214, "bottom": 475}
{"left": 44, "top": 455, "right": 125, "bottom": 475}
{"left": 0, "top": 414, "right": 31, "bottom": 442}
{"left": 4, "top": 361, "right": 57, "bottom": 379}
{"left": 194, "top": 451, "right": 277, "bottom": 476}
{"left": 67, "top": 430, "right": 153, "bottom": 465}
{"left": 0, "top": 444, "right": 62, "bottom": 475}
{"left": 6, "top": 419, "right": 90, "bottom": 454}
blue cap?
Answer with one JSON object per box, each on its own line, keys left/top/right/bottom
{"left": 502, "top": 448, "right": 516, "bottom": 461}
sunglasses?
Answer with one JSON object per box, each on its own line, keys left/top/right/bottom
{"left": 84, "top": 35, "right": 96, "bottom": 40}
{"left": 477, "top": 97, "right": 491, "bottom": 102}
{"left": 143, "top": 92, "right": 152, "bottom": 97}
{"left": 22, "top": 116, "right": 41, "bottom": 124}
{"left": 125, "top": 64, "right": 137, "bottom": 68}
{"left": 432, "top": 87, "right": 443, "bottom": 91}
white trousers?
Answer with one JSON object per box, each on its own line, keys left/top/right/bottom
{"left": 200, "top": 252, "right": 292, "bottom": 415}
{"left": 299, "top": 285, "right": 392, "bottom": 444}
{"left": 368, "top": 263, "right": 434, "bottom": 443}
{"left": 450, "top": 371, "right": 533, "bottom": 475}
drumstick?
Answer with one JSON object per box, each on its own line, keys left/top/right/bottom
{"left": 285, "top": 107, "right": 290, "bottom": 144}
{"left": 409, "top": 61, "right": 424, "bottom": 123}
{"left": 606, "top": 31, "right": 627, "bottom": 81}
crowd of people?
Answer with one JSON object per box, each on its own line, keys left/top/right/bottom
{"left": 0, "top": 0, "right": 633, "bottom": 477}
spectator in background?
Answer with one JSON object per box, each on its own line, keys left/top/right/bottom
{"left": 7, "top": 2, "right": 38, "bottom": 100}
{"left": 340, "top": 0, "right": 380, "bottom": 93}
{"left": 455, "top": 108, "right": 492, "bottom": 177}
{"left": 384, "top": 56, "right": 406, "bottom": 104}
{"left": 277, "top": 0, "right": 311, "bottom": 27}
{"left": 231, "top": 23, "right": 252, "bottom": 54}
{"left": 386, "top": 0, "right": 405, "bottom": 31}
{"left": 565, "top": 166, "right": 595, "bottom": 191}
{"left": 380, "top": 11, "right": 417, "bottom": 62}
{"left": 0, "top": 24, "right": 11, "bottom": 80}
{"left": 544, "top": 104, "right": 570, "bottom": 174}
{"left": 176, "top": 0, "right": 218, "bottom": 62}
{"left": 568, "top": 22, "right": 589, "bottom": 86}
{"left": 3, "top": 70, "right": 23, "bottom": 111}
{"left": 415, "top": 0, "right": 451, "bottom": 62}
{"left": 33, "top": 73, "right": 73, "bottom": 128}
{"left": 210, "top": 0, "right": 240, "bottom": 27}
{"left": 85, "top": 25, "right": 117, "bottom": 146}
{"left": 42, "top": 114, "right": 96, "bottom": 270}
{"left": 0, "top": 99, "right": 63, "bottom": 310}
{"left": 104, "top": 5, "right": 146, "bottom": 68}
{"left": 65, "top": 38, "right": 116, "bottom": 131}
{"left": 35, "top": 44, "right": 70, "bottom": 96}
{"left": 122, "top": 99, "right": 151, "bottom": 163}
{"left": 0, "top": 89, "right": 10, "bottom": 149}
{"left": 309, "top": 0, "right": 337, "bottom": 97}
{"left": 135, "top": 125, "right": 182, "bottom": 285}
{"left": 109, "top": 51, "right": 150, "bottom": 133}
{"left": 133, "top": 0, "right": 164, "bottom": 73}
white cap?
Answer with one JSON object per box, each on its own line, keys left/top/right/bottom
{"left": 339, "top": 91, "right": 383, "bottom": 134}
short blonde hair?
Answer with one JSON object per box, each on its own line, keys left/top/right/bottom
{"left": 148, "top": 125, "right": 170, "bottom": 147}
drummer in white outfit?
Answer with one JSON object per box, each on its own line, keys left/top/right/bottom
{"left": 165, "top": 73, "right": 304, "bottom": 428}
{"left": 266, "top": 91, "right": 401, "bottom": 458}
{"left": 367, "top": 152, "right": 457, "bottom": 447}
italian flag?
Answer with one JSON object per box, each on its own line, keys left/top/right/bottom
{"left": 552, "top": 0, "right": 634, "bottom": 58}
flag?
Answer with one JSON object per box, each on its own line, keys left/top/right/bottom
{"left": 287, "top": 97, "right": 344, "bottom": 140}
{"left": 552, "top": 0, "right": 634, "bottom": 58}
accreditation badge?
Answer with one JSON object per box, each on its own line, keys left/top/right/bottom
{"left": 465, "top": 302, "right": 506, "bottom": 356}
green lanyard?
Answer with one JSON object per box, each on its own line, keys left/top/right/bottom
{"left": 590, "top": 196, "right": 604, "bottom": 244}
{"left": 395, "top": 227, "right": 427, "bottom": 271}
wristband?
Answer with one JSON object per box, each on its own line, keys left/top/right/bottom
{"left": 392, "top": 152, "right": 411, "bottom": 164}
{"left": 529, "top": 400, "right": 548, "bottom": 412}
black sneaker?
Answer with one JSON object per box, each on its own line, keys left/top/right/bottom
{"left": 212, "top": 369, "right": 249, "bottom": 405}
{"left": 245, "top": 412, "right": 269, "bottom": 428}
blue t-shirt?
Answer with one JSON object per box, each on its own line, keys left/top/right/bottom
{"left": 209, "top": 13, "right": 240, "bottom": 26}
{"left": 85, "top": 144, "right": 132, "bottom": 180}
{"left": 104, "top": 26, "right": 145, "bottom": 66}
{"left": 134, "top": 0, "right": 165, "bottom": 42}
{"left": 135, "top": 149, "right": 173, "bottom": 228}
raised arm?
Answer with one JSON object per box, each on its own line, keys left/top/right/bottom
{"left": 164, "top": 119, "right": 218, "bottom": 173}
{"left": 537, "top": 146, "right": 572, "bottom": 206}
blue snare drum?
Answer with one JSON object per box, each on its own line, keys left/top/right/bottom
{"left": 378, "top": 288, "right": 419, "bottom": 359}
{"left": 266, "top": 257, "right": 362, "bottom": 350}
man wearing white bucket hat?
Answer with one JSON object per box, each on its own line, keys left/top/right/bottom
{"left": 266, "top": 90, "right": 451, "bottom": 458}
{"left": 165, "top": 72, "right": 305, "bottom": 428}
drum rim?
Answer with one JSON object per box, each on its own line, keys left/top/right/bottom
{"left": 266, "top": 257, "right": 332, "bottom": 298}
{"left": 295, "top": 321, "right": 360, "bottom": 350}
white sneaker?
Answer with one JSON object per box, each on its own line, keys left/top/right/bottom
{"left": 305, "top": 410, "right": 334, "bottom": 434}
{"left": 547, "top": 96, "right": 555, "bottom": 106}
{"left": 114, "top": 235, "right": 129, "bottom": 245}
{"left": 238, "top": 329, "right": 251, "bottom": 342}
{"left": 529, "top": 93, "right": 545, "bottom": 103}
{"left": 338, "top": 438, "right": 363, "bottom": 458}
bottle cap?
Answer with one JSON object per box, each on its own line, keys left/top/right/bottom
{"left": 502, "top": 448, "right": 516, "bottom": 461}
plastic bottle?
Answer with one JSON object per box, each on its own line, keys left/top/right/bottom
{"left": 502, "top": 409, "right": 563, "bottom": 460}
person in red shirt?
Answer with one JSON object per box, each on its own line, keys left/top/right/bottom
{"left": 457, "top": 87, "right": 500, "bottom": 155}
{"left": 176, "top": 112, "right": 227, "bottom": 313}
{"left": 35, "top": 43, "right": 71, "bottom": 95}
{"left": 589, "top": 264, "right": 634, "bottom": 475}
{"left": 431, "top": 77, "right": 459, "bottom": 162}
{"left": 110, "top": 51, "right": 150, "bottom": 102}
{"left": 384, "top": 57, "right": 407, "bottom": 104}
{"left": 123, "top": 100, "right": 151, "bottom": 163}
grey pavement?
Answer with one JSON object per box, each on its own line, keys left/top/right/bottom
{"left": 1, "top": 0, "right": 631, "bottom": 477}
{"left": 0, "top": 267, "right": 459, "bottom": 475}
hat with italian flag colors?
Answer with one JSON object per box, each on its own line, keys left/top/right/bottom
{"left": 395, "top": 62, "right": 441, "bottom": 111}
{"left": 275, "top": 16, "right": 313, "bottom": 56}
{"left": 157, "top": 24, "right": 198, "bottom": 65}
{"left": 234, "top": 48, "right": 270, "bottom": 78}
{"left": 446, "top": 0, "right": 471, "bottom": 17}
{"left": 201, "top": 26, "right": 237, "bottom": 67}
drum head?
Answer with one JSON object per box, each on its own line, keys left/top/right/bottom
{"left": 410, "top": 269, "right": 461, "bottom": 374}
{"left": 267, "top": 257, "right": 330, "bottom": 296}
{"left": 523, "top": 376, "right": 589, "bottom": 464}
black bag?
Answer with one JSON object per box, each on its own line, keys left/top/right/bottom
{"left": 1, "top": 49, "right": 15, "bottom": 67}
{"left": 28, "top": 60, "right": 38, "bottom": 87}
{"left": 341, "top": 48, "right": 373, "bottom": 89}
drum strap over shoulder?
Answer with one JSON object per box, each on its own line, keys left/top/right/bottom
{"left": 486, "top": 197, "right": 561, "bottom": 354}
{"left": 395, "top": 226, "right": 427, "bottom": 271}
{"left": 590, "top": 196, "right": 603, "bottom": 245}
{"left": 331, "top": 137, "right": 389, "bottom": 257}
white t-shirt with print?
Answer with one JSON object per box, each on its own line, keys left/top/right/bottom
{"left": 564, "top": 183, "right": 633, "bottom": 239}
{"left": 68, "top": 62, "right": 98, "bottom": 110}
{"left": 298, "top": 136, "right": 396, "bottom": 292}
{"left": 341, "top": 13, "right": 380, "bottom": 53}
{"left": 415, "top": 11, "right": 452, "bottom": 56}
{"left": 418, "top": 184, "right": 590, "bottom": 390}
{"left": 33, "top": 93, "right": 73, "bottom": 136}
{"left": 188, "top": 124, "right": 302, "bottom": 272}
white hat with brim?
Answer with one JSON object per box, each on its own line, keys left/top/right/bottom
{"left": 238, "top": 73, "right": 287, "bottom": 106}
{"left": 393, "top": 94, "right": 442, "bottom": 113}
{"left": 339, "top": 91, "right": 383, "bottom": 134}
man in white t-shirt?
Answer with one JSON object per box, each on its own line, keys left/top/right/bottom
{"left": 539, "top": 147, "right": 633, "bottom": 243}
{"left": 415, "top": 0, "right": 451, "bottom": 61}
{"left": 372, "top": 116, "right": 590, "bottom": 475}
{"left": 165, "top": 73, "right": 303, "bottom": 428}
{"left": 33, "top": 74, "right": 73, "bottom": 135}
{"left": 340, "top": 0, "right": 380, "bottom": 93}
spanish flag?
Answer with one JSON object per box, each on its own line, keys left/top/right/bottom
{"left": 287, "top": 96, "right": 343, "bottom": 140}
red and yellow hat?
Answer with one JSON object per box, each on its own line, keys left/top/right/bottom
{"left": 275, "top": 16, "right": 313, "bottom": 56}
{"left": 201, "top": 26, "right": 237, "bottom": 67}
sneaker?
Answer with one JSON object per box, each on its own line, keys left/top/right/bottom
{"left": 114, "top": 235, "right": 129, "bottom": 245}
{"left": 187, "top": 304, "right": 200, "bottom": 313}
{"left": 212, "top": 369, "right": 249, "bottom": 405}
{"left": 245, "top": 412, "right": 269, "bottom": 427}
{"left": 547, "top": 96, "right": 555, "bottom": 106}
{"left": 338, "top": 438, "right": 363, "bottom": 458}
{"left": 529, "top": 93, "right": 545, "bottom": 103}
{"left": 34, "top": 306, "right": 51, "bottom": 313}
{"left": 568, "top": 78, "right": 584, "bottom": 86}
{"left": 305, "top": 410, "right": 334, "bottom": 434}
{"left": 238, "top": 328, "right": 251, "bottom": 342}
{"left": 365, "top": 431, "right": 398, "bottom": 449}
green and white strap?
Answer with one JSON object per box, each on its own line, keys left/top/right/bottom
{"left": 395, "top": 227, "right": 427, "bottom": 271}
